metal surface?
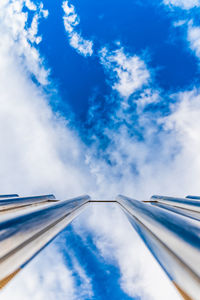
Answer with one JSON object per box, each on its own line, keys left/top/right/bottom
{"left": 0, "top": 195, "right": 90, "bottom": 282}
{"left": 0, "top": 194, "right": 19, "bottom": 198}
{"left": 186, "top": 195, "right": 200, "bottom": 200}
{"left": 0, "top": 194, "right": 56, "bottom": 212}
{"left": 0, "top": 269, "right": 21, "bottom": 290}
{"left": 151, "top": 195, "right": 200, "bottom": 212}
{"left": 116, "top": 194, "right": 200, "bottom": 300}
{"left": 0, "top": 192, "right": 199, "bottom": 300}
{"left": 151, "top": 202, "right": 200, "bottom": 221}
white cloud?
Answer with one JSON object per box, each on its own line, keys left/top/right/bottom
{"left": 173, "top": 19, "right": 187, "bottom": 27}
{"left": 0, "top": 12, "right": 93, "bottom": 198}
{"left": 69, "top": 32, "right": 93, "bottom": 57}
{"left": 163, "top": 0, "right": 200, "bottom": 9}
{"left": 86, "top": 87, "right": 200, "bottom": 200}
{"left": 69, "top": 253, "right": 94, "bottom": 299}
{"left": 187, "top": 22, "right": 200, "bottom": 59}
{"left": 25, "top": 0, "right": 37, "bottom": 11}
{"left": 62, "top": 1, "right": 93, "bottom": 57}
{"left": 164, "top": 0, "right": 200, "bottom": 60}
{"left": 172, "top": 19, "right": 200, "bottom": 61}
{"left": 63, "top": 0, "right": 80, "bottom": 33}
{"left": 27, "top": 4, "right": 48, "bottom": 45}
{"left": 163, "top": 88, "right": 200, "bottom": 190}
{"left": 0, "top": 0, "right": 49, "bottom": 85}
{"left": 99, "top": 47, "right": 150, "bottom": 98}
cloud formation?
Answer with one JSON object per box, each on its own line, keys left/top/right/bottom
{"left": 164, "top": 0, "right": 200, "bottom": 62}
{"left": 0, "top": 0, "right": 49, "bottom": 85}
{"left": 62, "top": 1, "right": 93, "bottom": 56}
{"left": 187, "top": 22, "right": 200, "bottom": 58}
{"left": 99, "top": 47, "right": 150, "bottom": 98}
{"left": 163, "top": 0, "right": 200, "bottom": 9}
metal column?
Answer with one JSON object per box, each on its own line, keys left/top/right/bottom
{"left": 116, "top": 194, "right": 200, "bottom": 300}
{"left": 0, "top": 192, "right": 199, "bottom": 300}
{"left": 0, "top": 194, "right": 90, "bottom": 288}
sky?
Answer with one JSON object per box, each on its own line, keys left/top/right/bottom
{"left": 1, "top": 0, "right": 200, "bottom": 299}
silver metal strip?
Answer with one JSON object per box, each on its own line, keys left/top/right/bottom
{"left": 151, "top": 195, "right": 200, "bottom": 212}
{"left": 0, "top": 194, "right": 56, "bottom": 211}
{"left": 0, "top": 194, "right": 19, "bottom": 199}
{"left": 116, "top": 195, "right": 200, "bottom": 300}
{"left": 186, "top": 195, "right": 200, "bottom": 200}
{"left": 0, "top": 195, "right": 90, "bottom": 281}
{"left": 151, "top": 202, "right": 200, "bottom": 222}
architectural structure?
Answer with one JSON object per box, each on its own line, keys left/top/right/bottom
{"left": 0, "top": 193, "right": 199, "bottom": 300}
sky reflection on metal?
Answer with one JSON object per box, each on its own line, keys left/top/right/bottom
{"left": 0, "top": 193, "right": 199, "bottom": 300}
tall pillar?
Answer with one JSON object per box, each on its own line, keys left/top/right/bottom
{"left": 0, "top": 194, "right": 90, "bottom": 287}
{"left": 116, "top": 194, "right": 200, "bottom": 300}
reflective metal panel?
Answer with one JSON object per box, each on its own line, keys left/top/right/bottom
{"left": 0, "top": 195, "right": 90, "bottom": 282}
{"left": 0, "top": 193, "right": 199, "bottom": 300}
{"left": 151, "top": 202, "right": 200, "bottom": 222}
{"left": 186, "top": 195, "right": 200, "bottom": 200}
{"left": 0, "top": 194, "right": 19, "bottom": 198}
{"left": 116, "top": 194, "right": 200, "bottom": 300}
{"left": 151, "top": 195, "right": 200, "bottom": 212}
{"left": 0, "top": 194, "right": 56, "bottom": 212}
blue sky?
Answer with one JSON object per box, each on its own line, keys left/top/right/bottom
{"left": 37, "top": 0, "right": 199, "bottom": 119}
{"left": 1, "top": 0, "right": 200, "bottom": 299}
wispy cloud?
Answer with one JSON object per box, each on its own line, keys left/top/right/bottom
{"left": 163, "top": 0, "right": 200, "bottom": 9}
{"left": 187, "top": 21, "right": 200, "bottom": 59}
{"left": 69, "top": 32, "right": 93, "bottom": 57}
{"left": 25, "top": 0, "right": 37, "bottom": 11}
{"left": 163, "top": 1, "right": 200, "bottom": 61}
{"left": 62, "top": 1, "right": 93, "bottom": 57}
{"left": 0, "top": 0, "right": 49, "bottom": 85}
{"left": 99, "top": 47, "right": 150, "bottom": 98}
{"left": 69, "top": 252, "right": 94, "bottom": 299}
